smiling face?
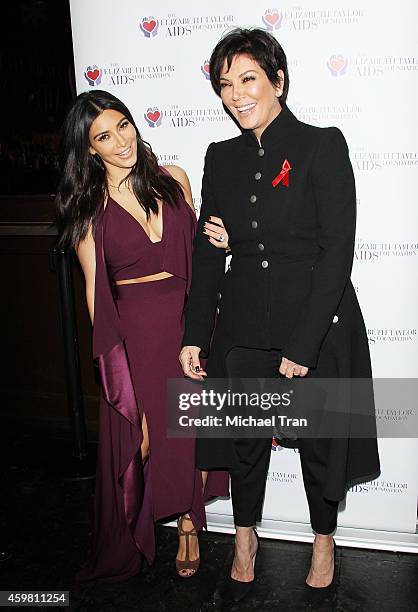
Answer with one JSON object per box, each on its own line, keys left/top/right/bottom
{"left": 219, "top": 54, "right": 284, "bottom": 141}
{"left": 88, "top": 109, "right": 138, "bottom": 178}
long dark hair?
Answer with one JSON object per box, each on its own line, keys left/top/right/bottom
{"left": 55, "top": 90, "right": 182, "bottom": 248}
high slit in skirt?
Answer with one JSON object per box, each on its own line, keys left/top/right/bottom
{"left": 77, "top": 276, "right": 229, "bottom": 582}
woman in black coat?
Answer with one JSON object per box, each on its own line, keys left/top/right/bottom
{"left": 180, "top": 28, "right": 380, "bottom": 599}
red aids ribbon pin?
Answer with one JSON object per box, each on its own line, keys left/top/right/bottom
{"left": 272, "top": 159, "right": 291, "bottom": 187}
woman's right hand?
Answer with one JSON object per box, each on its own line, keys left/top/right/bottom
{"left": 179, "top": 346, "right": 207, "bottom": 380}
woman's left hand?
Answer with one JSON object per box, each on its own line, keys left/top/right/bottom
{"left": 203, "top": 216, "right": 230, "bottom": 251}
{"left": 279, "top": 357, "right": 309, "bottom": 379}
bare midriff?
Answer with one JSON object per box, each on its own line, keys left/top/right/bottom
{"left": 115, "top": 271, "right": 174, "bottom": 285}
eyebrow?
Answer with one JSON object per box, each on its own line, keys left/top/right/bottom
{"left": 220, "top": 69, "right": 257, "bottom": 81}
{"left": 93, "top": 117, "right": 127, "bottom": 140}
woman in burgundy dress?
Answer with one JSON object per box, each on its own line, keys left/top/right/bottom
{"left": 56, "top": 90, "right": 229, "bottom": 581}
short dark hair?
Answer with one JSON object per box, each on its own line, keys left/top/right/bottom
{"left": 209, "top": 28, "right": 289, "bottom": 103}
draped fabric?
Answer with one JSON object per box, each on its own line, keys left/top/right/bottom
{"left": 77, "top": 174, "right": 229, "bottom": 582}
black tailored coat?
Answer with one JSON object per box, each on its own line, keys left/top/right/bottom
{"left": 183, "top": 105, "right": 380, "bottom": 501}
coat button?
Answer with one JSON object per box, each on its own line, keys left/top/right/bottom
{"left": 218, "top": 292, "right": 222, "bottom": 300}
{"left": 255, "top": 172, "right": 262, "bottom": 180}
{"left": 261, "top": 260, "right": 269, "bottom": 268}
{"left": 251, "top": 220, "right": 258, "bottom": 229}
{"left": 250, "top": 195, "right": 257, "bottom": 203}
{"left": 258, "top": 148, "right": 265, "bottom": 157}
{"left": 333, "top": 315, "right": 339, "bottom": 323}
{"left": 258, "top": 243, "right": 265, "bottom": 251}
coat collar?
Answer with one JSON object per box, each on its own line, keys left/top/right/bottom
{"left": 241, "top": 103, "right": 298, "bottom": 149}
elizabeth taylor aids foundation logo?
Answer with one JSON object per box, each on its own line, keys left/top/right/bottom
{"left": 355, "top": 239, "right": 418, "bottom": 261}
{"left": 349, "top": 480, "right": 408, "bottom": 496}
{"left": 262, "top": 9, "right": 283, "bottom": 30}
{"left": 157, "top": 153, "right": 179, "bottom": 165}
{"left": 292, "top": 102, "right": 362, "bottom": 123}
{"left": 84, "top": 65, "right": 102, "bottom": 86}
{"left": 353, "top": 149, "right": 418, "bottom": 171}
{"left": 367, "top": 328, "right": 417, "bottom": 345}
{"left": 267, "top": 470, "right": 298, "bottom": 485}
{"left": 140, "top": 13, "right": 234, "bottom": 38}
{"left": 140, "top": 16, "right": 159, "bottom": 37}
{"left": 144, "top": 107, "right": 162, "bottom": 128}
{"left": 327, "top": 54, "right": 418, "bottom": 77}
{"left": 327, "top": 55, "right": 348, "bottom": 76}
{"left": 263, "top": 7, "right": 364, "bottom": 31}
{"left": 143, "top": 104, "right": 230, "bottom": 129}
{"left": 83, "top": 63, "right": 174, "bottom": 88}
{"left": 201, "top": 60, "right": 210, "bottom": 80}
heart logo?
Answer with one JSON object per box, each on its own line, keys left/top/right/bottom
{"left": 327, "top": 54, "right": 348, "bottom": 76}
{"left": 201, "top": 61, "right": 210, "bottom": 80}
{"left": 262, "top": 9, "right": 283, "bottom": 31}
{"left": 143, "top": 19, "right": 156, "bottom": 32}
{"left": 87, "top": 69, "right": 99, "bottom": 81}
{"left": 265, "top": 11, "right": 279, "bottom": 25}
{"left": 147, "top": 110, "right": 160, "bottom": 123}
{"left": 144, "top": 107, "right": 162, "bottom": 127}
{"left": 140, "top": 16, "right": 159, "bottom": 38}
{"left": 84, "top": 65, "right": 102, "bottom": 86}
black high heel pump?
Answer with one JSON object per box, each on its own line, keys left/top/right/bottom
{"left": 229, "top": 528, "right": 259, "bottom": 603}
{"left": 305, "top": 538, "right": 336, "bottom": 590}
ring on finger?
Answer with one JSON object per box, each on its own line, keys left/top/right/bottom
{"left": 218, "top": 233, "right": 224, "bottom": 242}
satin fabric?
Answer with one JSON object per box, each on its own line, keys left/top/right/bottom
{"left": 77, "top": 172, "right": 229, "bottom": 582}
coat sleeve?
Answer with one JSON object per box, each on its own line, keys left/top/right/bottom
{"left": 282, "top": 127, "right": 356, "bottom": 368}
{"left": 182, "top": 143, "right": 226, "bottom": 357}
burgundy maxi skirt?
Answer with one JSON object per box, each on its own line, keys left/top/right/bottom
{"left": 77, "top": 276, "right": 229, "bottom": 582}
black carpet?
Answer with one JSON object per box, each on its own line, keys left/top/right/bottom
{"left": 0, "top": 431, "right": 417, "bottom": 611}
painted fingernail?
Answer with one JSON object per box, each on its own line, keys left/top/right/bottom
{"left": 194, "top": 366, "right": 200, "bottom": 372}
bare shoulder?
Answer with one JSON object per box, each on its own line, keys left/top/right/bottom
{"left": 163, "top": 164, "right": 189, "bottom": 184}
{"left": 163, "top": 165, "right": 194, "bottom": 212}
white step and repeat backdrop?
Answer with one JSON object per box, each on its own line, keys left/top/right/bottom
{"left": 69, "top": 0, "right": 418, "bottom": 549}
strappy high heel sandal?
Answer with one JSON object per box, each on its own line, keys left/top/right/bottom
{"left": 176, "top": 515, "right": 200, "bottom": 578}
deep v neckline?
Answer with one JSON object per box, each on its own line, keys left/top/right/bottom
{"left": 108, "top": 195, "right": 165, "bottom": 244}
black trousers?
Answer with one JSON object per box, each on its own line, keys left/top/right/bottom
{"left": 225, "top": 346, "right": 338, "bottom": 535}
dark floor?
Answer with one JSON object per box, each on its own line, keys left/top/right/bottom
{"left": 0, "top": 428, "right": 417, "bottom": 612}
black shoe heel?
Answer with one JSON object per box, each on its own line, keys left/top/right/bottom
{"left": 229, "top": 528, "right": 258, "bottom": 602}
{"left": 229, "top": 576, "right": 254, "bottom": 602}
